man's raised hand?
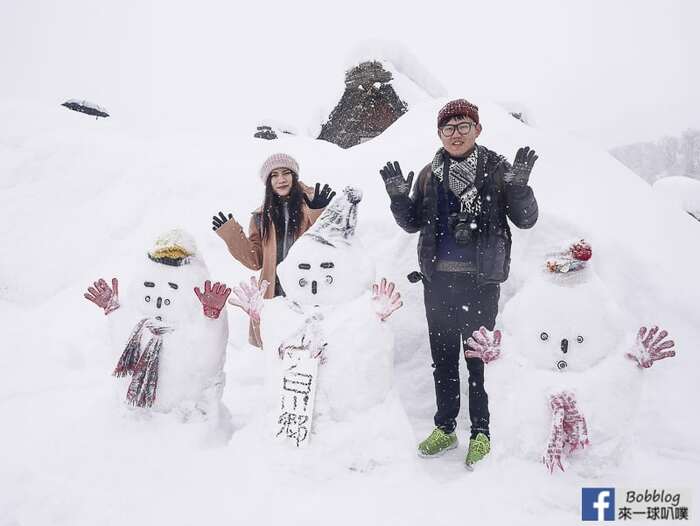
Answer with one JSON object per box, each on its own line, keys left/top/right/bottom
{"left": 504, "top": 146, "right": 538, "bottom": 186}
{"left": 380, "top": 161, "right": 414, "bottom": 199}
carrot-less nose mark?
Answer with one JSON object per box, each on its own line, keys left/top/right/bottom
{"left": 157, "top": 297, "right": 162, "bottom": 309}
{"left": 561, "top": 339, "right": 568, "bottom": 354}
{"left": 311, "top": 281, "right": 317, "bottom": 295}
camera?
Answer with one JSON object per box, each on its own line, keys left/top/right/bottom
{"left": 448, "top": 212, "right": 478, "bottom": 245}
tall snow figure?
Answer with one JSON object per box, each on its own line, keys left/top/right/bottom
{"left": 83, "top": 230, "right": 232, "bottom": 432}
{"left": 465, "top": 240, "right": 677, "bottom": 474}
{"left": 230, "top": 187, "right": 411, "bottom": 467}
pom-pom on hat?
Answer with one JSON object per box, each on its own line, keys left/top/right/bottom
{"left": 259, "top": 153, "right": 299, "bottom": 183}
{"left": 147, "top": 229, "right": 196, "bottom": 267}
{"left": 437, "top": 99, "right": 480, "bottom": 128}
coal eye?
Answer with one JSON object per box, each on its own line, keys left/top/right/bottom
{"left": 540, "top": 332, "right": 549, "bottom": 341}
{"left": 299, "top": 278, "right": 308, "bottom": 287}
{"left": 325, "top": 275, "right": 333, "bottom": 284}
{"left": 164, "top": 299, "right": 171, "bottom": 306}
{"left": 145, "top": 296, "right": 151, "bottom": 302}
{"left": 577, "top": 335, "right": 584, "bottom": 343}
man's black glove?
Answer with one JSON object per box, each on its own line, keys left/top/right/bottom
{"left": 212, "top": 211, "right": 233, "bottom": 231}
{"left": 380, "top": 161, "right": 414, "bottom": 199}
{"left": 304, "top": 183, "right": 336, "bottom": 209}
{"left": 503, "top": 146, "right": 538, "bottom": 186}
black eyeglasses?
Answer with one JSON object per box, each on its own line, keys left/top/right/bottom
{"left": 440, "top": 122, "right": 476, "bottom": 137}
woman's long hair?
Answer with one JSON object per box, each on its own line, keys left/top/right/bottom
{"left": 260, "top": 171, "right": 305, "bottom": 242}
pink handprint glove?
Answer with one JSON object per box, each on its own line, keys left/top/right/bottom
{"left": 464, "top": 327, "right": 502, "bottom": 364}
{"left": 228, "top": 277, "right": 269, "bottom": 323}
{"left": 372, "top": 278, "right": 403, "bottom": 321}
{"left": 194, "top": 280, "right": 232, "bottom": 319}
{"left": 84, "top": 278, "right": 120, "bottom": 315}
{"left": 626, "top": 325, "right": 676, "bottom": 369}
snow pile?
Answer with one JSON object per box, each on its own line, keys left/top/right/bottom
{"left": 344, "top": 40, "right": 447, "bottom": 108}
{"left": 652, "top": 175, "right": 700, "bottom": 221}
{"left": 309, "top": 40, "right": 446, "bottom": 136}
{"left": 1, "top": 90, "right": 698, "bottom": 525}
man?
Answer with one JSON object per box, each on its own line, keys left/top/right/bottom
{"left": 379, "top": 99, "right": 538, "bottom": 467}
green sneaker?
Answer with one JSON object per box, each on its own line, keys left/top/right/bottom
{"left": 417, "top": 427, "right": 458, "bottom": 458}
{"left": 465, "top": 432, "right": 491, "bottom": 468}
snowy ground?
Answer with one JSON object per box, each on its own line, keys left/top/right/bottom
{"left": 1, "top": 96, "right": 699, "bottom": 526}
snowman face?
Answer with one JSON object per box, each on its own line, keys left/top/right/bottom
{"left": 278, "top": 237, "right": 374, "bottom": 306}
{"left": 503, "top": 278, "right": 622, "bottom": 372}
{"left": 141, "top": 279, "right": 179, "bottom": 321}
{"left": 532, "top": 327, "right": 591, "bottom": 372}
{"left": 129, "top": 258, "right": 209, "bottom": 325}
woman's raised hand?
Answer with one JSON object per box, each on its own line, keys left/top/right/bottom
{"left": 212, "top": 211, "right": 234, "bottom": 231}
{"left": 304, "top": 183, "right": 336, "bottom": 209}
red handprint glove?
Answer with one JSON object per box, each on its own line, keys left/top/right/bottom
{"left": 228, "top": 277, "right": 269, "bottom": 323}
{"left": 194, "top": 280, "right": 231, "bottom": 319}
{"left": 464, "top": 327, "right": 502, "bottom": 364}
{"left": 626, "top": 325, "right": 676, "bottom": 369}
{"left": 559, "top": 392, "right": 590, "bottom": 453}
{"left": 84, "top": 278, "right": 120, "bottom": 315}
{"left": 543, "top": 393, "right": 568, "bottom": 473}
{"left": 372, "top": 278, "right": 403, "bottom": 321}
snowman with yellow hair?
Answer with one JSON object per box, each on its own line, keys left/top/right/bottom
{"left": 84, "top": 230, "right": 232, "bottom": 429}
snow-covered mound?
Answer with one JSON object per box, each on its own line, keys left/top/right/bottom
{"left": 344, "top": 40, "right": 448, "bottom": 104}
{"left": 309, "top": 41, "right": 446, "bottom": 137}
{"left": 653, "top": 175, "right": 700, "bottom": 221}
{"left": 1, "top": 93, "right": 698, "bottom": 525}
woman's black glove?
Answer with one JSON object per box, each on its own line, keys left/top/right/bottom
{"left": 212, "top": 211, "right": 233, "bottom": 231}
{"left": 304, "top": 183, "right": 336, "bottom": 209}
{"left": 380, "top": 161, "right": 414, "bottom": 199}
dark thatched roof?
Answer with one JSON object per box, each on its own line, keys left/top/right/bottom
{"left": 318, "top": 61, "right": 407, "bottom": 149}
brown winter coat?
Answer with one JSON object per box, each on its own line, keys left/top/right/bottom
{"left": 216, "top": 184, "right": 323, "bottom": 346}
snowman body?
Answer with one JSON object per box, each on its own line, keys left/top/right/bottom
{"left": 261, "top": 291, "right": 394, "bottom": 422}
{"left": 489, "top": 270, "right": 642, "bottom": 472}
{"left": 256, "top": 189, "right": 412, "bottom": 464}
{"left": 106, "top": 236, "right": 229, "bottom": 421}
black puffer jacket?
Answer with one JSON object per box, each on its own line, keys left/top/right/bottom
{"left": 389, "top": 145, "right": 538, "bottom": 284}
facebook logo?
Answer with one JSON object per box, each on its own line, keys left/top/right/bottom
{"left": 582, "top": 488, "right": 616, "bottom": 521}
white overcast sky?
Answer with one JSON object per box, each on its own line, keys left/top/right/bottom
{"left": 1, "top": 0, "right": 697, "bottom": 148}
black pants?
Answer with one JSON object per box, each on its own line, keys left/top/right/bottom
{"left": 423, "top": 272, "right": 500, "bottom": 437}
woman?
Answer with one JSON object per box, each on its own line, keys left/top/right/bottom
{"left": 212, "top": 153, "right": 335, "bottom": 346}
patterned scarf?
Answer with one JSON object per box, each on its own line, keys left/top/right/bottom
{"left": 113, "top": 318, "right": 173, "bottom": 408}
{"left": 431, "top": 147, "right": 481, "bottom": 215}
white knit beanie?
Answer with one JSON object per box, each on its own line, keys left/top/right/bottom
{"left": 259, "top": 153, "right": 299, "bottom": 183}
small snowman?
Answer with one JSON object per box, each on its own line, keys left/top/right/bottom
{"left": 83, "top": 229, "right": 232, "bottom": 425}
{"left": 229, "top": 187, "right": 411, "bottom": 466}
{"left": 464, "top": 240, "right": 677, "bottom": 473}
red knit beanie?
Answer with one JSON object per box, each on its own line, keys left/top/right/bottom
{"left": 437, "top": 99, "right": 480, "bottom": 127}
